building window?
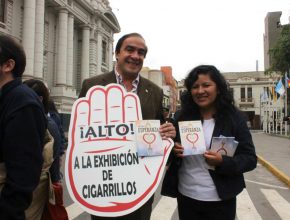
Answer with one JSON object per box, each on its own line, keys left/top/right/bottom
{"left": 247, "top": 87, "right": 252, "bottom": 102}
{"left": 102, "top": 40, "right": 107, "bottom": 64}
{"left": 0, "top": 0, "right": 6, "bottom": 23}
{"left": 179, "top": 90, "right": 183, "bottom": 100}
{"left": 229, "top": 88, "right": 234, "bottom": 98}
{"left": 241, "top": 87, "right": 245, "bottom": 102}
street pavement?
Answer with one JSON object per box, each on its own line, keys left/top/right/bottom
{"left": 251, "top": 131, "right": 290, "bottom": 187}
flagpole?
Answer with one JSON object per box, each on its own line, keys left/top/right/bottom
{"left": 262, "top": 88, "right": 267, "bottom": 132}
{"left": 268, "top": 85, "right": 271, "bottom": 133}
{"left": 260, "top": 91, "right": 262, "bottom": 130}
{"left": 267, "top": 87, "right": 270, "bottom": 133}
{"left": 275, "top": 105, "right": 278, "bottom": 133}
{"left": 271, "top": 81, "right": 275, "bottom": 133}
{"left": 280, "top": 107, "right": 283, "bottom": 135}
{"left": 285, "top": 72, "right": 288, "bottom": 136}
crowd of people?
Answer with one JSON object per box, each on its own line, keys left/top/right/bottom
{"left": 0, "top": 32, "right": 257, "bottom": 220}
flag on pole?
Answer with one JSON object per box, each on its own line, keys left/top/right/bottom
{"left": 271, "top": 87, "right": 277, "bottom": 102}
{"left": 268, "top": 87, "right": 273, "bottom": 100}
{"left": 260, "top": 88, "right": 268, "bottom": 102}
{"left": 275, "top": 79, "right": 285, "bottom": 96}
{"left": 286, "top": 76, "right": 290, "bottom": 88}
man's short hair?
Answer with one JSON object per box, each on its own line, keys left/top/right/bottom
{"left": 0, "top": 34, "right": 26, "bottom": 77}
{"left": 115, "top": 33, "right": 148, "bottom": 57}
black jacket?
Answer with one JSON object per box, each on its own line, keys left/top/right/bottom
{"left": 161, "top": 110, "right": 257, "bottom": 200}
{"left": 0, "top": 79, "right": 47, "bottom": 220}
{"left": 48, "top": 116, "right": 62, "bottom": 183}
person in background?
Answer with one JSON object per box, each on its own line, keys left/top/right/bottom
{"left": 0, "top": 35, "right": 47, "bottom": 220}
{"left": 23, "top": 79, "right": 63, "bottom": 183}
{"left": 79, "top": 32, "right": 176, "bottom": 220}
{"left": 162, "top": 65, "right": 257, "bottom": 220}
{"left": 48, "top": 99, "right": 67, "bottom": 151}
{"left": 283, "top": 115, "right": 290, "bottom": 122}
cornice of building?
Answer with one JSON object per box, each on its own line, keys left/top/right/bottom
{"left": 94, "top": 9, "right": 120, "bottom": 33}
{"left": 48, "top": 0, "right": 120, "bottom": 31}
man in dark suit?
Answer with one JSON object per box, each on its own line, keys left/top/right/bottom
{"left": 0, "top": 35, "right": 47, "bottom": 220}
{"left": 79, "top": 32, "right": 176, "bottom": 220}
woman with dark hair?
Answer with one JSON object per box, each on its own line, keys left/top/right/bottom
{"left": 161, "top": 65, "right": 257, "bottom": 220}
{"left": 23, "top": 79, "right": 49, "bottom": 113}
{"left": 23, "top": 79, "right": 63, "bottom": 183}
{"left": 48, "top": 99, "right": 67, "bottom": 151}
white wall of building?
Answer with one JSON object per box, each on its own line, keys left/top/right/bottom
{"left": 0, "top": 0, "right": 120, "bottom": 114}
{"left": 149, "top": 70, "right": 163, "bottom": 88}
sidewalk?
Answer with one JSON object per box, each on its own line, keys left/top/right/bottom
{"left": 251, "top": 131, "right": 290, "bottom": 187}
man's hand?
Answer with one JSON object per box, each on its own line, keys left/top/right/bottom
{"left": 172, "top": 142, "right": 184, "bottom": 158}
{"left": 159, "top": 122, "right": 176, "bottom": 139}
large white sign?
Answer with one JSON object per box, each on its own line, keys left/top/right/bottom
{"left": 65, "top": 84, "right": 173, "bottom": 217}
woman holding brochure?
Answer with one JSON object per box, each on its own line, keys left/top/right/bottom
{"left": 161, "top": 65, "right": 257, "bottom": 220}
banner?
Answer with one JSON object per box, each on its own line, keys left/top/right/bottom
{"left": 65, "top": 84, "right": 173, "bottom": 217}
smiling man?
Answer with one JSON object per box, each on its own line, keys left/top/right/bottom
{"left": 79, "top": 32, "right": 176, "bottom": 220}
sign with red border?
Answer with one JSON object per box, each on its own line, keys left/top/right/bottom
{"left": 65, "top": 84, "right": 173, "bottom": 217}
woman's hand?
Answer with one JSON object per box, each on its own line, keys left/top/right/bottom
{"left": 159, "top": 122, "right": 176, "bottom": 139}
{"left": 173, "top": 142, "right": 184, "bottom": 158}
{"left": 204, "top": 151, "right": 223, "bottom": 166}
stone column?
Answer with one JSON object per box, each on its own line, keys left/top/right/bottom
{"left": 67, "top": 14, "right": 74, "bottom": 87}
{"left": 96, "top": 32, "right": 103, "bottom": 74}
{"left": 81, "top": 26, "right": 90, "bottom": 83}
{"left": 56, "top": 9, "right": 68, "bottom": 85}
{"left": 108, "top": 38, "right": 114, "bottom": 71}
{"left": 34, "top": 0, "right": 45, "bottom": 79}
{"left": 22, "top": 0, "right": 36, "bottom": 76}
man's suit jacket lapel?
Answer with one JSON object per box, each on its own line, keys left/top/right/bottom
{"left": 137, "top": 77, "right": 152, "bottom": 116}
{"left": 101, "top": 71, "right": 117, "bottom": 85}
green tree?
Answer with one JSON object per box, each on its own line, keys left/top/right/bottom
{"left": 267, "top": 24, "right": 290, "bottom": 75}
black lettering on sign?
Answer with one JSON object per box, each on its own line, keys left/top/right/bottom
{"left": 79, "top": 123, "right": 135, "bottom": 139}
{"left": 74, "top": 157, "right": 80, "bottom": 169}
{"left": 102, "top": 170, "right": 113, "bottom": 181}
{"left": 81, "top": 181, "right": 137, "bottom": 198}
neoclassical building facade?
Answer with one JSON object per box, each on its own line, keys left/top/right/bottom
{"left": 222, "top": 71, "right": 284, "bottom": 131}
{"left": 0, "top": 0, "right": 120, "bottom": 116}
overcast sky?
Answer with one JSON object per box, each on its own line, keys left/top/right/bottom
{"left": 109, "top": 0, "right": 290, "bottom": 80}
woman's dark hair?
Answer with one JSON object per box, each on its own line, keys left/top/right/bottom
{"left": 0, "top": 34, "right": 26, "bottom": 77}
{"left": 181, "top": 65, "right": 235, "bottom": 122}
{"left": 23, "top": 79, "right": 49, "bottom": 113}
{"left": 48, "top": 99, "right": 59, "bottom": 113}
{"left": 115, "top": 32, "right": 148, "bottom": 57}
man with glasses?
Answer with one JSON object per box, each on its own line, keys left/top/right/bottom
{"left": 0, "top": 34, "right": 47, "bottom": 220}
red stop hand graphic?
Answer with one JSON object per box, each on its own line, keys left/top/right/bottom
{"left": 65, "top": 84, "right": 173, "bottom": 217}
